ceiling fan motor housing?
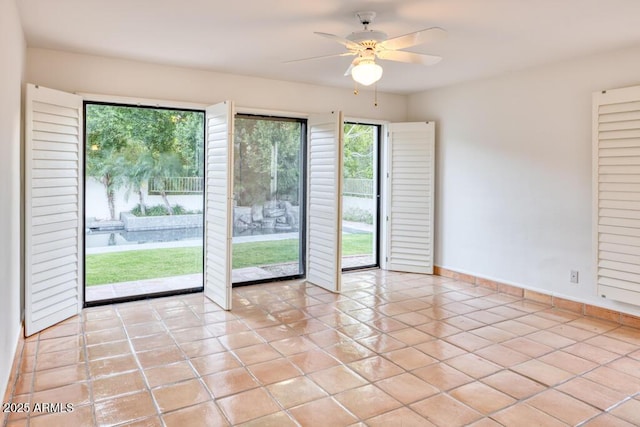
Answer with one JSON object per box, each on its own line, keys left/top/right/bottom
{"left": 347, "top": 30, "right": 388, "bottom": 44}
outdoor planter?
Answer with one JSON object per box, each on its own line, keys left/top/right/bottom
{"left": 120, "top": 211, "right": 203, "bottom": 231}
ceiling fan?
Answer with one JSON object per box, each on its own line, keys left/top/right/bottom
{"left": 287, "top": 11, "right": 446, "bottom": 86}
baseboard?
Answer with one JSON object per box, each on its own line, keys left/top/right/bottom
{"left": 1, "top": 321, "right": 24, "bottom": 421}
{"left": 434, "top": 266, "right": 640, "bottom": 328}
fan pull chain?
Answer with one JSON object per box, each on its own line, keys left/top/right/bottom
{"left": 374, "top": 83, "right": 378, "bottom": 107}
{"left": 351, "top": 80, "right": 380, "bottom": 107}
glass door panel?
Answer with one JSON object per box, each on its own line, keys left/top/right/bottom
{"left": 342, "top": 123, "right": 379, "bottom": 270}
{"left": 84, "top": 103, "right": 205, "bottom": 304}
{"left": 232, "top": 115, "right": 305, "bottom": 284}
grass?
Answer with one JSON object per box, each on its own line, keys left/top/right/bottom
{"left": 85, "top": 247, "right": 203, "bottom": 286}
{"left": 86, "top": 233, "right": 374, "bottom": 286}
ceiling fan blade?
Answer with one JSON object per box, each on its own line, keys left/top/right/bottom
{"left": 379, "top": 27, "right": 446, "bottom": 51}
{"left": 314, "top": 32, "right": 363, "bottom": 51}
{"left": 377, "top": 50, "right": 442, "bottom": 65}
{"left": 344, "top": 58, "right": 359, "bottom": 76}
{"left": 284, "top": 51, "right": 355, "bottom": 64}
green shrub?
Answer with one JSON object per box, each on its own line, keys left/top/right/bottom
{"left": 343, "top": 207, "right": 374, "bottom": 224}
{"left": 172, "top": 205, "right": 188, "bottom": 215}
{"left": 131, "top": 203, "right": 197, "bottom": 216}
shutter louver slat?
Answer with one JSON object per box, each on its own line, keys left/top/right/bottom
{"left": 599, "top": 100, "right": 640, "bottom": 114}
{"left": 600, "top": 208, "right": 640, "bottom": 220}
{"left": 599, "top": 233, "right": 640, "bottom": 247}
{"left": 600, "top": 165, "right": 640, "bottom": 174}
{"left": 599, "top": 175, "right": 640, "bottom": 184}
{"left": 600, "top": 251, "right": 640, "bottom": 265}
{"left": 32, "top": 240, "right": 77, "bottom": 258}
{"left": 599, "top": 156, "right": 640, "bottom": 166}
{"left": 600, "top": 217, "right": 640, "bottom": 228}
{"left": 599, "top": 138, "right": 640, "bottom": 149}
{"left": 600, "top": 242, "right": 640, "bottom": 256}
{"left": 600, "top": 200, "right": 640, "bottom": 210}
{"left": 600, "top": 259, "right": 640, "bottom": 275}
{"left": 598, "top": 120, "right": 640, "bottom": 132}
{"left": 595, "top": 86, "right": 640, "bottom": 306}
{"left": 599, "top": 110, "right": 640, "bottom": 123}
{"left": 600, "top": 147, "right": 640, "bottom": 157}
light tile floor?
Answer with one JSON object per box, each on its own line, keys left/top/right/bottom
{"left": 4, "top": 270, "right": 640, "bottom": 426}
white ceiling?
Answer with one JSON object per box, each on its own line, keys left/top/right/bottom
{"left": 17, "top": 0, "right": 640, "bottom": 94}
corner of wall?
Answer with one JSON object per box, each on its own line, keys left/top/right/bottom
{"left": 0, "top": 0, "right": 27, "bottom": 404}
{"left": 20, "top": 39, "right": 26, "bottom": 325}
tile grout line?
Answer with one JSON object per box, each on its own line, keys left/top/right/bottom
{"left": 24, "top": 333, "right": 40, "bottom": 426}
{"left": 1, "top": 331, "right": 28, "bottom": 427}
{"left": 233, "top": 286, "right": 342, "bottom": 426}
{"left": 262, "top": 284, "right": 363, "bottom": 426}
{"left": 237, "top": 283, "right": 385, "bottom": 424}
{"left": 115, "top": 300, "right": 164, "bottom": 426}
{"left": 79, "top": 314, "right": 98, "bottom": 427}
{"left": 275, "top": 280, "right": 434, "bottom": 425}
{"left": 233, "top": 289, "right": 310, "bottom": 426}
{"left": 169, "top": 296, "right": 236, "bottom": 426}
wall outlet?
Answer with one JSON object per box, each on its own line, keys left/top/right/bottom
{"left": 570, "top": 270, "right": 579, "bottom": 284}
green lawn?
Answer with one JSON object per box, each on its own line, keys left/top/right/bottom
{"left": 85, "top": 246, "right": 203, "bottom": 286}
{"left": 86, "top": 233, "right": 373, "bottom": 286}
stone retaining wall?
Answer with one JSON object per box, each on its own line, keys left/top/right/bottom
{"left": 120, "top": 212, "right": 203, "bottom": 231}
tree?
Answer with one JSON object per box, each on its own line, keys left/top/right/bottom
{"left": 343, "top": 124, "right": 374, "bottom": 179}
{"left": 273, "top": 121, "right": 302, "bottom": 203}
{"left": 86, "top": 104, "right": 205, "bottom": 219}
{"left": 174, "top": 112, "right": 205, "bottom": 177}
{"left": 234, "top": 117, "right": 303, "bottom": 206}
{"left": 128, "top": 108, "right": 180, "bottom": 214}
{"left": 150, "top": 152, "right": 184, "bottom": 215}
{"left": 120, "top": 142, "right": 154, "bottom": 216}
{"left": 86, "top": 105, "right": 129, "bottom": 220}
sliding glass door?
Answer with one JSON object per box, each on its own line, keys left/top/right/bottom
{"left": 232, "top": 115, "right": 306, "bottom": 284}
{"left": 342, "top": 123, "right": 380, "bottom": 270}
{"left": 84, "top": 102, "right": 205, "bottom": 304}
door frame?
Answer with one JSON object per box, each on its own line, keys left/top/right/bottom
{"left": 231, "top": 113, "right": 308, "bottom": 287}
{"left": 82, "top": 100, "right": 207, "bottom": 307}
{"left": 341, "top": 121, "right": 382, "bottom": 272}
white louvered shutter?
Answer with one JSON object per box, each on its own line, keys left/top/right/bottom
{"left": 307, "top": 112, "right": 344, "bottom": 292}
{"left": 594, "top": 86, "right": 640, "bottom": 305}
{"left": 386, "top": 122, "right": 435, "bottom": 274}
{"left": 25, "top": 84, "right": 83, "bottom": 336}
{"left": 204, "top": 101, "right": 234, "bottom": 310}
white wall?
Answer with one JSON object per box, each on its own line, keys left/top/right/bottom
{"left": 0, "top": 0, "right": 25, "bottom": 400}
{"left": 409, "top": 45, "right": 640, "bottom": 316}
{"left": 26, "top": 48, "right": 407, "bottom": 122}
{"left": 85, "top": 178, "right": 204, "bottom": 220}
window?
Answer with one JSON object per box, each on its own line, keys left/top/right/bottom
{"left": 84, "top": 102, "right": 205, "bottom": 304}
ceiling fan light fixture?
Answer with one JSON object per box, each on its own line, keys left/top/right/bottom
{"left": 351, "top": 59, "right": 383, "bottom": 86}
